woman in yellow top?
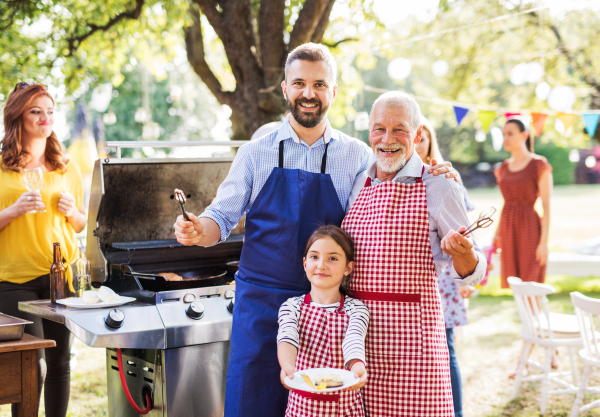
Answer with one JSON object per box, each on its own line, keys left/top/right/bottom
{"left": 0, "top": 83, "right": 85, "bottom": 417}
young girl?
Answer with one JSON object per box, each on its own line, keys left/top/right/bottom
{"left": 277, "top": 225, "right": 369, "bottom": 417}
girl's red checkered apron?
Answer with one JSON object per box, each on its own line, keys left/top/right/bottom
{"left": 341, "top": 169, "right": 454, "bottom": 416}
{"left": 286, "top": 293, "right": 365, "bottom": 417}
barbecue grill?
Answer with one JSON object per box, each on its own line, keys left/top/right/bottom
{"left": 20, "top": 156, "right": 243, "bottom": 417}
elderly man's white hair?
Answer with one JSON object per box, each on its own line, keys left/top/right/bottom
{"left": 369, "top": 91, "right": 422, "bottom": 132}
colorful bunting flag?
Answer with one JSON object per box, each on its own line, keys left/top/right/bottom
{"left": 531, "top": 113, "right": 548, "bottom": 137}
{"left": 504, "top": 112, "right": 521, "bottom": 120}
{"left": 556, "top": 112, "right": 576, "bottom": 133}
{"left": 453, "top": 106, "right": 469, "bottom": 126}
{"left": 582, "top": 114, "right": 600, "bottom": 137}
{"left": 478, "top": 110, "right": 497, "bottom": 133}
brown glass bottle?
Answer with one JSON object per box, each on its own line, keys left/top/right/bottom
{"left": 50, "top": 242, "right": 66, "bottom": 303}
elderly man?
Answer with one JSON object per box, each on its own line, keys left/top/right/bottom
{"left": 175, "top": 44, "right": 456, "bottom": 417}
{"left": 343, "top": 91, "right": 486, "bottom": 417}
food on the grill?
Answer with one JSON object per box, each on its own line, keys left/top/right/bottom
{"left": 159, "top": 272, "right": 184, "bottom": 281}
{"left": 82, "top": 291, "right": 101, "bottom": 304}
{"left": 98, "top": 286, "right": 121, "bottom": 303}
{"left": 315, "top": 373, "right": 343, "bottom": 388}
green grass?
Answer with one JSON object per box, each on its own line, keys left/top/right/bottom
{"left": 460, "top": 274, "right": 600, "bottom": 416}
{"left": 4, "top": 274, "right": 600, "bottom": 416}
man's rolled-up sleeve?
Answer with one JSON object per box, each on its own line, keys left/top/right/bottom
{"left": 434, "top": 183, "right": 486, "bottom": 287}
{"left": 199, "top": 144, "right": 254, "bottom": 243}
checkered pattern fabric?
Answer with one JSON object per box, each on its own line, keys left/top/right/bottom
{"left": 286, "top": 295, "right": 365, "bottom": 417}
{"left": 341, "top": 179, "right": 454, "bottom": 416}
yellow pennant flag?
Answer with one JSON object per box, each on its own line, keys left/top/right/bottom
{"left": 556, "top": 112, "right": 576, "bottom": 133}
{"left": 478, "top": 110, "right": 497, "bottom": 133}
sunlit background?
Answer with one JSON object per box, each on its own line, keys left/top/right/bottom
{"left": 1, "top": 0, "right": 599, "bottom": 415}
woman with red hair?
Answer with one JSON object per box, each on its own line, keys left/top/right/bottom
{"left": 0, "top": 83, "right": 86, "bottom": 417}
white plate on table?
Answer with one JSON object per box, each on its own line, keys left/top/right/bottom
{"left": 55, "top": 296, "right": 136, "bottom": 309}
{"left": 284, "top": 368, "right": 359, "bottom": 393}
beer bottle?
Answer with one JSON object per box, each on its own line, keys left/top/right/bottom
{"left": 50, "top": 242, "right": 66, "bottom": 303}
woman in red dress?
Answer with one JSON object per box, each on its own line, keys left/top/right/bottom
{"left": 494, "top": 119, "right": 554, "bottom": 376}
{"left": 493, "top": 119, "right": 552, "bottom": 288}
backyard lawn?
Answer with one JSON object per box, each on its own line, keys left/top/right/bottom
{"left": 1, "top": 185, "right": 598, "bottom": 416}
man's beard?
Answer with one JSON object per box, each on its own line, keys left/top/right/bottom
{"left": 286, "top": 96, "right": 329, "bottom": 129}
{"left": 375, "top": 143, "right": 407, "bottom": 173}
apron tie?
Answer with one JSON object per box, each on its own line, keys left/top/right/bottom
{"left": 279, "top": 140, "right": 330, "bottom": 174}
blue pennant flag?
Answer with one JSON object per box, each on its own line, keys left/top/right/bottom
{"left": 582, "top": 114, "right": 600, "bottom": 137}
{"left": 453, "top": 106, "right": 469, "bottom": 126}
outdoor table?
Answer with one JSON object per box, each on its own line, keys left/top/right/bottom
{"left": 0, "top": 333, "right": 56, "bottom": 417}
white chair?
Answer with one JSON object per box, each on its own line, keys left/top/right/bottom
{"left": 570, "top": 292, "right": 600, "bottom": 417}
{"left": 508, "top": 277, "right": 581, "bottom": 415}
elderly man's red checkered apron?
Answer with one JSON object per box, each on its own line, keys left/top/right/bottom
{"left": 286, "top": 293, "right": 365, "bottom": 417}
{"left": 341, "top": 173, "right": 453, "bottom": 416}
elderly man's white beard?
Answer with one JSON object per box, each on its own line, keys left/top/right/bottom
{"left": 375, "top": 143, "right": 407, "bottom": 173}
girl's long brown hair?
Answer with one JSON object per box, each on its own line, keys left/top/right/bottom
{"left": 1, "top": 84, "right": 68, "bottom": 174}
{"left": 304, "top": 225, "right": 355, "bottom": 295}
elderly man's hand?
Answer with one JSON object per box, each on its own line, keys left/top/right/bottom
{"left": 442, "top": 227, "right": 474, "bottom": 255}
{"left": 174, "top": 212, "right": 204, "bottom": 246}
{"left": 442, "top": 226, "right": 478, "bottom": 277}
{"left": 429, "top": 158, "right": 460, "bottom": 183}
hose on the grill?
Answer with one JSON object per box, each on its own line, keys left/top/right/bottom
{"left": 117, "top": 348, "right": 152, "bottom": 414}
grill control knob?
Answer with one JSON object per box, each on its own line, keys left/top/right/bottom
{"left": 186, "top": 301, "right": 205, "bottom": 320}
{"left": 105, "top": 309, "right": 125, "bottom": 329}
{"left": 227, "top": 298, "right": 235, "bottom": 314}
{"left": 183, "top": 293, "right": 196, "bottom": 303}
{"left": 224, "top": 289, "right": 235, "bottom": 299}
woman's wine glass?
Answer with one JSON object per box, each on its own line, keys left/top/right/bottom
{"left": 23, "top": 167, "right": 45, "bottom": 213}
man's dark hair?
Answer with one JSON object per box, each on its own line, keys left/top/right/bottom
{"left": 285, "top": 43, "right": 337, "bottom": 83}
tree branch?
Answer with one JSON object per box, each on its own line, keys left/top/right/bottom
{"left": 185, "top": 5, "right": 233, "bottom": 105}
{"left": 310, "top": 0, "right": 335, "bottom": 43}
{"left": 259, "top": 0, "right": 285, "bottom": 85}
{"left": 322, "top": 37, "right": 358, "bottom": 48}
{"left": 191, "top": 0, "right": 225, "bottom": 39}
{"left": 547, "top": 23, "right": 600, "bottom": 93}
{"left": 288, "top": 0, "right": 330, "bottom": 51}
{"left": 64, "top": 0, "right": 145, "bottom": 56}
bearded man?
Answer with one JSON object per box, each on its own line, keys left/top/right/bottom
{"left": 343, "top": 91, "right": 486, "bottom": 417}
{"left": 174, "top": 45, "right": 456, "bottom": 417}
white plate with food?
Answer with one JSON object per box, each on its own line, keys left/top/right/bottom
{"left": 56, "top": 287, "right": 135, "bottom": 309}
{"left": 284, "top": 368, "right": 359, "bottom": 393}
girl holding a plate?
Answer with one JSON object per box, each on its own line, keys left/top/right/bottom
{"left": 277, "top": 225, "right": 369, "bottom": 416}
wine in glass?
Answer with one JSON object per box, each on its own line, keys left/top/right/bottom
{"left": 23, "top": 167, "right": 45, "bottom": 213}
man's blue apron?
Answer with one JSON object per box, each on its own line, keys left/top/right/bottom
{"left": 224, "top": 139, "right": 346, "bottom": 417}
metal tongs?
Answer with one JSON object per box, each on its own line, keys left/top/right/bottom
{"left": 174, "top": 188, "right": 190, "bottom": 221}
{"left": 460, "top": 206, "right": 496, "bottom": 236}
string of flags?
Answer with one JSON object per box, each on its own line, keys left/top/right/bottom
{"left": 459, "top": 106, "right": 598, "bottom": 138}
{"left": 362, "top": 85, "right": 600, "bottom": 138}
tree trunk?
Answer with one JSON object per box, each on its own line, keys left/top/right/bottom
{"left": 185, "top": 0, "right": 334, "bottom": 141}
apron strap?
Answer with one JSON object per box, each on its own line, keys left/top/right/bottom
{"left": 416, "top": 165, "right": 425, "bottom": 183}
{"left": 321, "top": 141, "right": 330, "bottom": 174}
{"left": 336, "top": 294, "right": 345, "bottom": 313}
{"left": 279, "top": 140, "right": 284, "bottom": 168}
{"left": 365, "top": 165, "right": 424, "bottom": 186}
{"left": 303, "top": 293, "right": 346, "bottom": 313}
{"left": 303, "top": 293, "right": 311, "bottom": 305}
{"left": 279, "top": 139, "right": 329, "bottom": 173}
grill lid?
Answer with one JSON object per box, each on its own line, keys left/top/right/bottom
{"left": 91, "top": 157, "right": 234, "bottom": 244}
{"left": 86, "top": 157, "right": 242, "bottom": 285}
